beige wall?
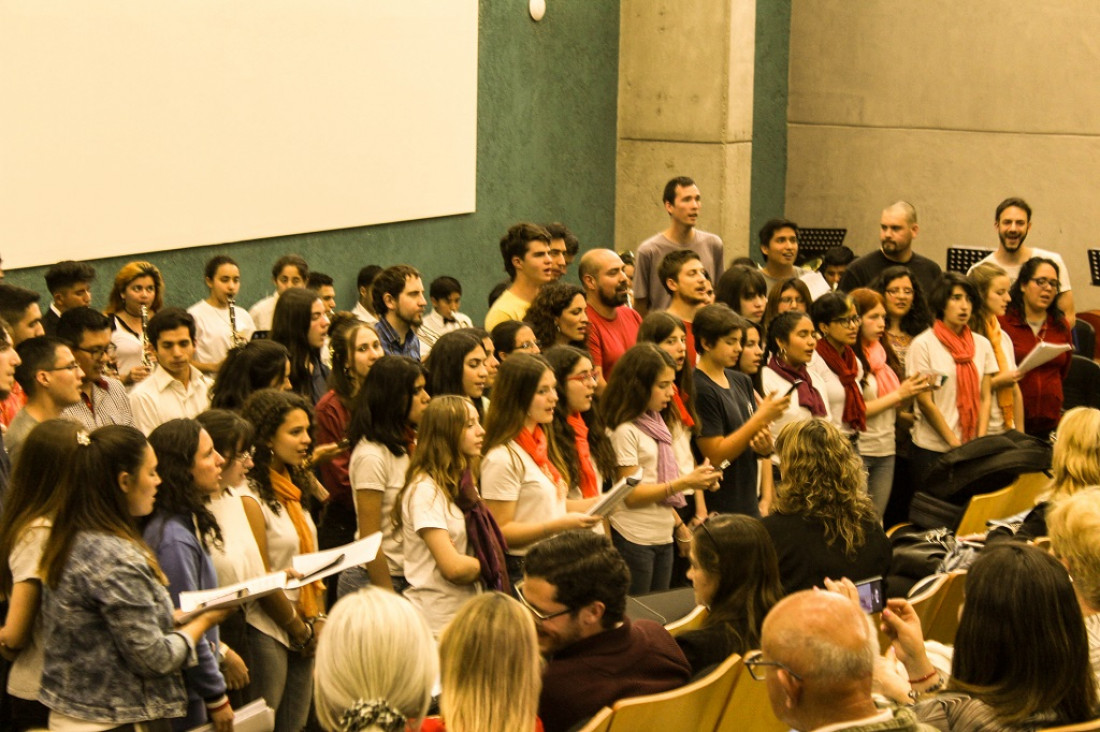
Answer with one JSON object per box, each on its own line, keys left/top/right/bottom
{"left": 615, "top": 0, "right": 756, "bottom": 261}
{"left": 786, "top": 0, "right": 1100, "bottom": 310}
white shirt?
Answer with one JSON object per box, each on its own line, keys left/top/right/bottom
{"left": 808, "top": 350, "right": 864, "bottom": 438}
{"left": 188, "top": 299, "right": 255, "bottom": 366}
{"left": 6, "top": 517, "right": 50, "bottom": 700}
{"left": 761, "top": 364, "right": 832, "bottom": 442}
{"left": 985, "top": 327, "right": 1018, "bottom": 436}
{"left": 608, "top": 423, "right": 676, "bottom": 546}
{"left": 349, "top": 439, "right": 409, "bottom": 576}
{"left": 969, "top": 247, "right": 1072, "bottom": 291}
{"left": 401, "top": 475, "right": 480, "bottom": 637}
{"left": 858, "top": 370, "right": 896, "bottom": 458}
{"left": 128, "top": 365, "right": 211, "bottom": 435}
{"left": 109, "top": 314, "right": 146, "bottom": 387}
{"left": 907, "top": 329, "right": 998, "bottom": 452}
{"left": 481, "top": 441, "right": 566, "bottom": 556}
{"left": 419, "top": 309, "right": 473, "bottom": 347}
{"left": 249, "top": 293, "right": 278, "bottom": 332}
{"left": 352, "top": 302, "right": 379, "bottom": 325}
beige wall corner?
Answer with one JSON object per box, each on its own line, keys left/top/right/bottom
{"left": 616, "top": 0, "right": 757, "bottom": 261}
{"left": 786, "top": 0, "right": 1100, "bottom": 310}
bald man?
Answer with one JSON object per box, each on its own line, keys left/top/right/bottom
{"left": 839, "top": 202, "right": 942, "bottom": 296}
{"left": 579, "top": 249, "right": 641, "bottom": 382}
{"left": 755, "top": 590, "right": 936, "bottom": 732}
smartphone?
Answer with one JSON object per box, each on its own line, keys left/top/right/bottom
{"left": 784, "top": 379, "right": 804, "bottom": 397}
{"left": 856, "top": 576, "right": 885, "bottom": 614}
{"left": 924, "top": 372, "right": 948, "bottom": 389}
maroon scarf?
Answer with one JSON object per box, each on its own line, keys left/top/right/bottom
{"left": 815, "top": 339, "right": 867, "bottom": 432}
{"left": 767, "top": 354, "right": 826, "bottom": 417}
{"left": 454, "top": 468, "right": 511, "bottom": 593}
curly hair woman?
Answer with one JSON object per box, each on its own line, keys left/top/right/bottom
{"left": 523, "top": 281, "right": 589, "bottom": 349}
{"left": 761, "top": 419, "right": 891, "bottom": 594}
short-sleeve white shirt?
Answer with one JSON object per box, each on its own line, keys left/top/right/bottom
{"left": 188, "top": 300, "right": 255, "bottom": 366}
{"left": 608, "top": 423, "right": 676, "bottom": 546}
{"left": 349, "top": 439, "right": 409, "bottom": 576}
{"left": 480, "top": 442, "right": 566, "bottom": 556}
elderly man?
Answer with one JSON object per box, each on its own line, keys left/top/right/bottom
{"left": 753, "top": 590, "right": 935, "bottom": 732}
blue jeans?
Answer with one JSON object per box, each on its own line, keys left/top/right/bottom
{"left": 248, "top": 625, "right": 314, "bottom": 732}
{"left": 862, "top": 454, "right": 896, "bottom": 520}
{"left": 611, "top": 529, "right": 674, "bottom": 596}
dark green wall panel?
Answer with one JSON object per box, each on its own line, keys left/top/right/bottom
{"left": 749, "top": 0, "right": 791, "bottom": 262}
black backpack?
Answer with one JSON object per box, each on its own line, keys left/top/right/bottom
{"left": 907, "top": 430, "right": 1051, "bottom": 530}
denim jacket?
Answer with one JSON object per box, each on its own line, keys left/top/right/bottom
{"left": 39, "top": 531, "right": 197, "bottom": 724}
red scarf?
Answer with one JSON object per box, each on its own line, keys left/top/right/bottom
{"left": 766, "top": 354, "right": 826, "bottom": 417}
{"left": 567, "top": 413, "right": 599, "bottom": 498}
{"left": 515, "top": 425, "right": 564, "bottom": 487}
{"left": 814, "top": 339, "right": 866, "bottom": 432}
{"left": 933, "top": 320, "right": 980, "bottom": 442}
{"left": 671, "top": 385, "right": 695, "bottom": 429}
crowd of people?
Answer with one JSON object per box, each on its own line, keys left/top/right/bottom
{"left": 0, "top": 180, "right": 1095, "bottom": 732}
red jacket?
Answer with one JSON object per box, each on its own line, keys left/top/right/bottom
{"left": 998, "top": 309, "right": 1071, "bottom": 431}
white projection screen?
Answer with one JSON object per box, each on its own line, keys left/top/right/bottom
{"left": 0, "top": 0, "right": 478, "bottom": 269}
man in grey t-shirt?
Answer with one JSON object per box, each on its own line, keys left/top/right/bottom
{"left": 633, "top": 176, "right": 724, "bottom": 314}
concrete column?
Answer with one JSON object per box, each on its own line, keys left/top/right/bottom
{"left": 615, "top": 0, "right": 757, "bottom": 262}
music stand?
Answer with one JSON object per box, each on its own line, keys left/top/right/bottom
{"left": 945, "top": 247, "right": 994, "bottom": 275}
{"left": 796, "top": 228, "right": 847, "bottom": 267}
{"left": 1089, "top": 249, "right": 1100, "bottom": 286}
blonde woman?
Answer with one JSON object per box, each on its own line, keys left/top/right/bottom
{"left": 761, "top": 419, "right": 891, "bottom": 594}
{"left": 990, "top": 406, "right": 1100, "bottom": 543}
{"left": 313, "top": 587, "right": 437, "bottom": 732}
{"left": 1047, "top": 488, "right": 1100, "bottom": 687}
{"left": 422, "top": 592, "right": 543, "bottom": 732}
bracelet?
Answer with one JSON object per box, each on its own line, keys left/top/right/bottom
{"left": 289, "top": 620, "right": 315, "bottom": 651}
{"left": 206, "top": 698, "right": 232, "bottom": 713}
{"left": 908, "top": 670, "right": 938, "bottom": 684}
{"left": 907, "top": 674, "right": 945, "bottom": 702}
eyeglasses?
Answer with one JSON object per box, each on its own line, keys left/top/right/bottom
{"left": 515, "top": 580, "right": 573, "bottom": 622}
{"left": 74, "top": 343, "right": 117, "bottom": 359}
{"left": 885, "top": 288, "right": 914, "bottom": 297}
{"left": 567, "top": 369, "right": 600, "bottom": 384}
{"left": 514, "top": 340, "right": 539, "bottom": 352}
{"left": 830, "top": 315, "right": 861, "bottom": 326}
{"left": 43, "top": 362, "right": 82, "bottom": 373}
{"left": 744, "top": 650, "right": 803, "bottom": 682}
{"left": 1030, "top": 277, "right": 1060, "bottom": 290}
{"left": 234, "top": 447, "right": 256, "bottom": 464}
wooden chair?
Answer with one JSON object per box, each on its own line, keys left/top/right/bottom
{"left": 1039, "top": 718, "right": 1100, "bottom": 731}
{"left": 955, "top": 486, "right": 1013, "bottom": 535}
{"left": 1000, "top": 471, "right": 1050, "bottom": 518}
{"left": 908, "top": 570, "right": 967, "bottom": 645}
{"left": 714, "top": 653, "right": 788, "bottom": 732}
{"left": 606, "top": 653, "right": 742, "bottom": 732}
{"left": 665, "top": 604, "right": 708, "bottom": 637}
{"left": 575, "top": 706, "right": 614, "bottom": 732}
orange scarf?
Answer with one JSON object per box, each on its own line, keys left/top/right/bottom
{"left": 932, "top": 320, "right": 980, "bottom": 443}
{"left": 514, "top": 426, "right": 565, "bottom": 497}
{"left": 567, "top": 413, "right": 599, "bottom": 498}
{"left": 984, "top": 315, "right": 1016, "bottom": 430}
{"left": 270, "top": 468, "right": 324, "bottom": 618}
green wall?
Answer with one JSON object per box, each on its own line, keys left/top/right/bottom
{"left": 749, "top": 0, "right": 791, "bottom": 260}
{"left": 7, "top": 2, "right": 620, "bottom": 325}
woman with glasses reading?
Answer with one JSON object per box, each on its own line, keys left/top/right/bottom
{"left": 906, "top": 273, "right": 996, "bottom": 483}
{"left": 997, "top": 257, "right": 1072, "bottom": 440}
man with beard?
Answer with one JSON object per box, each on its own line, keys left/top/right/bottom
{"left": 839, "top": 201, "right": 942, "bottom": 295}
{"left": 524, "top": 531, "right": 691, "bottom": 732}
{"left": 968, "top": 197, "right": 1074, "bottom": 324}
{"left": 661, "top": 249, "right": 710, "bottom": 365}
{"left": 373, "top": 264, "right": 427, "bottom": 361}
{"left": 580, "top": 249, "right": 641, "bottom": 384}
{"left": 633, "top": 176, "right": 725, "bottom": 315}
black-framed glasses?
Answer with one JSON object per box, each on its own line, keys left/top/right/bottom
{"left": 1030, "top": 277, "right": 1060, "bottom": 290}
{"left": 74, "top": 343, "right": 117, "bottom": 359}
{"left": 744, "top": 650, "right": 802, "bottom": 682}
{"left": 830, "top": 315, "right": 861, "bottom": 326}
{"left": 515, "top": 580, "right": 573, "bottom": 622}
{"left": 43, "top": 362, "right": 82, "bottom": 373}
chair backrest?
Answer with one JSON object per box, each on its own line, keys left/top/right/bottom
{"left": 575, "top": 705, "right": 614, "bottom": 732}
{"left": 1000, "top": 471, "right": 1051, "bottom": 518}
{"left": 715, "top": 653, "right": 789, "bottom": 732}
{"left": 955, "top": 486, "right": 1013, "bottom": 535}
{"left": 1064, "top": 355, "right": 1100, "bottom": 411}
{"left": 1074, "top": 319, "right": 1096, "bottom": 360}
{"left": 908, "top": 570, "right": 968, "bottom": 645}
{"left": 607, "top": 653, "right": 741, "bottom": 732}
{"left": 665, "top": 605, "right": 708, "bottom": 637}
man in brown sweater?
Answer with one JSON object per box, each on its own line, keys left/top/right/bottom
{"left": 520, "top": 530, "right": 691, "bottom": 732}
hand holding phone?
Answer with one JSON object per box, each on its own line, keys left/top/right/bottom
{"left": 856, "top": 576, "right": 885, "bottom": 614}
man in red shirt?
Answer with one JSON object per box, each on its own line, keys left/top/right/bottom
{"left": 580, "top": 249, "right": 641, "bottom": 388}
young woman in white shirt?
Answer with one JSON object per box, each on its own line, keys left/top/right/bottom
{"left": 906, "top": 273, "right": 997, "bottom": 484}
{"left": 967, "top": 263, "right": 1024, "bottom": 434}
{"left": 345, "top": 356, "right": 431, "bottom": 595}
{"left": 601, "top": 344, "right": 720, "bottom": 595}
{"left": 189, "top": 256, "right": 255, "bottom": 375}
{"left": 482, "top": 353, "right": 600, "bottom": 587}
{"left": 396, "top": 396, "right": 501, "bottom": 636}
{"left": 849, "top": 289, "right": 930, "bottom": 518}
{"left": 761, "top": 311, "right": 831, "bottom": 440}
{"left": 104, "top": 261, "right": 163, "bottom": 389}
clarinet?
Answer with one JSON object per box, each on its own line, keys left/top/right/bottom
{"left": 140, "top": 305, "right": 153, "bottom": 368}
{"left": 227, "top": 296, "right": 246, "bottom": 347}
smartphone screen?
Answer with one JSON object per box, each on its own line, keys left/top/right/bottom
{"left": 856, "top": 576, "right": 885, "bottom": 614}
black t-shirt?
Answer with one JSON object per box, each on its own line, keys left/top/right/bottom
{"left": 762, "top": 512, "right": 892, "bottom": 595}
{"left": 693, "top": 369, "right": 760, "bottom": 517}
{"left": 839, "top": 249, "right": 943, "bottom": 296}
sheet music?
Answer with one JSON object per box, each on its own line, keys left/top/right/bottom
{"left": 177, "top": 571, "right": 287, "bottom": 623}
{"left": 586, "top": 469, "right": 643, "bottom": 517}
{"left": 287, "top": 533, "right": 382, "bottom": 588}
{"left": 1016, "top": 341, "right": 1072, "bottom": 374}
